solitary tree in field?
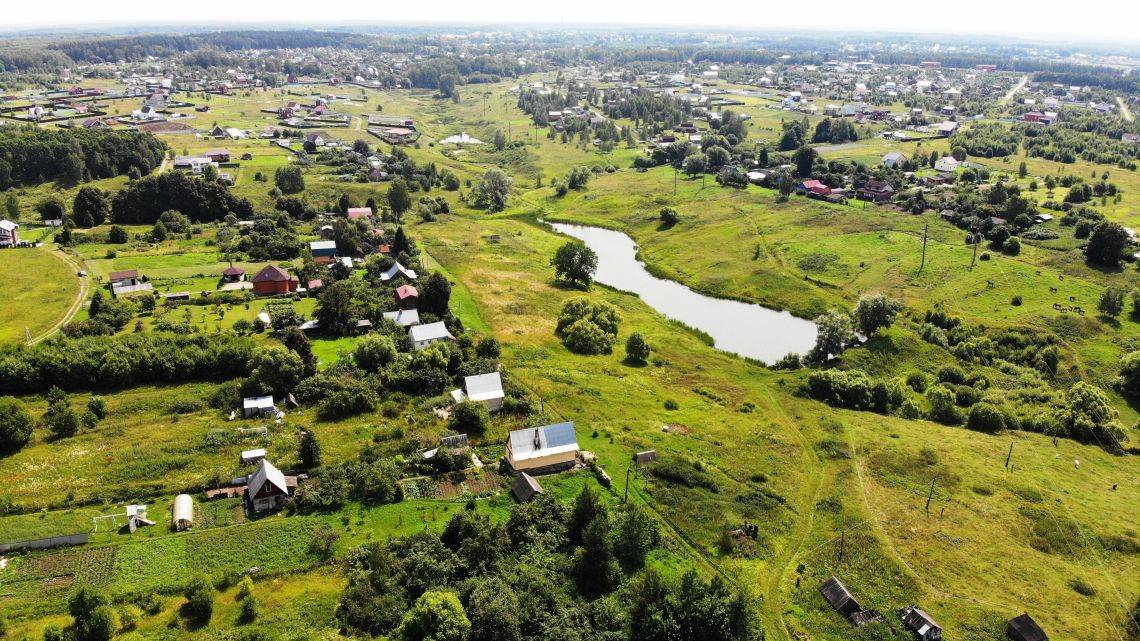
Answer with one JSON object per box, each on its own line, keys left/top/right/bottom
{"left": 298, "top": 429, "right": 322, "bottom": 468}
{"left": 1098, "top": 288, "right": 1125, "bottom": 319}
{"left": 625, "top": 332, "right": 652, "bottom": 364}
{"left": 1085, "top": 222, "right": 1128, "bottom": 268}
{"left": 853, "top": 294, "right": 905, "bottom": 336}
{"left": 551, "top": 241, "right": 598, "bottom": 289}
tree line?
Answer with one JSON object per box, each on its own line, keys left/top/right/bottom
{"left": 0, "top": 128, "right": 167, "bottom": 190}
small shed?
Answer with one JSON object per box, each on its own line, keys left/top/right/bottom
{"left": 126, "top": 504, "right": 155, "bottom": 533}
{"left": 172, "top": 494, "right": 194, "bottom": 531}
{"left": 440, "top": 434, "right": 469, "bottom": 450}
{"left": 900, "top": 606, "right": 942, "bottom": 641}
{"left": 511, "top": 472, "right": 544, "bottom": 503}
{"left": 634, "top": 450, "right": 658, "bottom": 465}
{"left": 1007, "top": 614, "right": 1047, "bottom": 641}
{"left": 820, "top": 576, "right": 861, "bottom": 619}
{"left": 241, "top": 448, "right": 267, "bottom": 465}
{"left": 242, "top": 396, "right": 277, "bottom": 419}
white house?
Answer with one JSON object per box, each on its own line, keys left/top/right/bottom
{"left": 382, "top": 308, "right": 421, "bottom": 327}
{"left": 506, "top": 422, "right": 580, "bottom": 472}
{"left": 0, "top": 220, "right": 19, "bottom": 247}
{"left": 380, "top": 261, "right": 418, "bottom": 282}
{"left": 882, "top": 152, "right": 907, "bottom": 168}
{"left": 452, "top": 371, "right": 505, "bottom": 411}
{"left": 934, "top": 157, "right": 960, "bottom": 173}
{"left": 224, "top": 127, "right": 248, "bottom": 139}
{"left": 409, "top": 322, "right": 455, "bottom": 350}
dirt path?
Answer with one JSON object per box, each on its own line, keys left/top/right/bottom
{"left": 1000, "top": 75, "right": 1029, "bottom": 106}
{"left": 1117, "top": 97, "right": 1134, "bottom": 122}
{"left": 30, "top": 247, "right": 88, "bottom": 344}
{"left": 759, "top": 387, "right": 826, "bottom": 641}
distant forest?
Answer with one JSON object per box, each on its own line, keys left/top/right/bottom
{"left": 50, "top": 30, "right": 368, "bottom": 63}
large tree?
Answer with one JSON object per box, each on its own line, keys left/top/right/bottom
{"left": 0, "top": 396, "right": 33, "bottom": 453}
{"left": 71, "top": 186, "right": 110, "bottom": 228}
{"left": 470, "top": 169, "right": 512, "bottom": 212}
{"left": 1085, "top": 221, "right": 1129, "bottom": 267}
{"left": 551, "top": 242, "right": 598, "bottom": 289}
{"left": 388, "top": 178, "right": 412, "bottom": 219}
{"left": 419, "top": 272, "right": 452, "bottom": 316}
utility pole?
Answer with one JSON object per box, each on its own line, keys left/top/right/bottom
{"left": 971, "top": 232, "right": 979, "bottom": 269}
{"left": 674, "top": 166, "right": 678, "bottom": 195}
{"left": 918, "top": 222, "right": 929, "bottom": 275}
{"left": 1005, "top": 441, "right": 1014, "bottom": 470}
{"left": 925, "top": 476, "right": 937, "bottom": 514}
{"left": 623, "top": 466, "right": 633, "bottom": 503}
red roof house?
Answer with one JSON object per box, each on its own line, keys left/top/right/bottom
{"left": 347, "top": 207, "right": 373, "bottom": 221}
{"left": 222, "top": 265, "right": 245, "bottom": 282}
{"left": 251, "top": 265, "right": 299, "bottom": 295}
{"left": 802, "top": 180, "right": 832, "bottom": 197}
{"left": 395, "top": 284, "right": 419, "bottom": 309}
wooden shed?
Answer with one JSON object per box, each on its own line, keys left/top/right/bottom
{"left": 1007, "top": 614, "right": 1047, "bottom": 641}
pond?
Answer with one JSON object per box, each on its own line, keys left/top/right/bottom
{"left": 547, "top": 222, "right": 818, "bottom": 364}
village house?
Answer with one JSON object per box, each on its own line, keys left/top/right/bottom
{"left": 934, "top": 156, "right": 960, "bottom": 173}
{"left": 245, "top": 459, "right": 292, "bottom": 514}
{"left": 1006, "top": 613, "right": 1047, "bottom": 641}
{"left": 506, "top": 422, "right": 580, "bottom": 472}
{"left": 251, "top": 265, "right": 299, "bottom": 295}
{"left": 346, "top": 207, "right": 373, "bottom": 222}
{"left": 882, "top": 151, "right": 907, "bottom": 168}
{"left": 800, "top": 179, "right": 832, "bottom": 198}
{"left": 900, "top": 606, "right": 942, "bottom": 641}
{"left": 221, "top": 265, "right": 245, "bottom": 283}
{"left": 857, "top": 179, "right": 895, "bottom": 203}
{"left": 409, "top": 321, "right": 456, "bottom": 350}
{"left": 380, "top": 261, "right": 418, "bottom": 282}
{"left": 395, "top": 284, "right": 419, "bottom": 309}
{"left": 203, "top": 148, "right": 231, "bottom": 163}
{"left": 382, "top": 308, "right": 420, "bottom": 327}
{"left": 309, "top": 240, "right": 338, "bottom": 264}
{"left": 108, "top": 269, "right": 153, "bottom": 297}
{"left": 0, "top": 220, "right": 19, "bottom": 247}
{"left": 451, "top": 371, "right": 505, "bottom": 411}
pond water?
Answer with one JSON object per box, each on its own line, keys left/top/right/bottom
{"left": 547, "top": 222, "right": 818, "bottom": 364}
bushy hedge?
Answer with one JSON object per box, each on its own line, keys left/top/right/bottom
{"left": 804, "top": 368, "right": 905, "bottom": 414}
{"left": 0, "top": 334, "right": 253, "bottom": 393}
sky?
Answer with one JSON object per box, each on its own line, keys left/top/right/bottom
{"left": 2, "top": 0, "right": 1139, "bottom": 44}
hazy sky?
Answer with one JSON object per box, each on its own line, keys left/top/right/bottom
{"left": 3, "top": 0, "right": 1139, "bottom": 43}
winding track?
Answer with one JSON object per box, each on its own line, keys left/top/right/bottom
{"left": 29, "top": 247, "right": 88, "bottom": 345}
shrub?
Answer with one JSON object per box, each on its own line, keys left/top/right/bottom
{"left": 449, "top": 400, "right": 489, "bottom": 437}
{"left": 0, "top": 396, "right": 33, "bottom": 453}
{"left": 625, "top": 332, "right": 651, "bottom": 363}
{"left": 966, "top": 403, "right": 1005, "bottom": 433}
{"left": 183, "top": 576, "right": 215, "bottom": 622}
{"left": 647, "top": 458, "right": 717, "bottom": 492}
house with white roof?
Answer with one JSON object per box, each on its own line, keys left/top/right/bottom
{"left": 409, "top": 321, "right": 455, "bottom": 350}
{"left": 450, "top": 371, "right": 504, "bottom": 411}
{"left": 380, "top": 261, "right": 418, "bottom": 282}
{"left": 934, "top": 157, "right": 961, "bottom": 173}
{"left": 382, "top": 308, "right": 421, "bottom": 327}
{"left": 506, "top": 422, "right": 579, "bottom": 472}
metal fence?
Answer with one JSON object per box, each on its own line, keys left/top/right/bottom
{"left": 0, "top": 532, "right": 88, "bottom": 554}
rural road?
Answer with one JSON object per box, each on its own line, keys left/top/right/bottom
{"left": 30, "top": 247, "right": 88, "bottom": 344}
{"left": 1117, "top": 97, "right": 1134, "bottom": 122}
{"left": 1000, "top": 75, "right": 1029, "bottom": 106}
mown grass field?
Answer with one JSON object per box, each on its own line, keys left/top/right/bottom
{"left": 0, "top": 247, "right": 81, "bottom": 345}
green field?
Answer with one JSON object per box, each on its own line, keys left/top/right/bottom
{"left": 0, "top": 246, "right": 81, "bottom": 345}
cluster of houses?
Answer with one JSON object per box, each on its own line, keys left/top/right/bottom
{"left": 820, "top": 575, "right": 1049, "bottom": 641}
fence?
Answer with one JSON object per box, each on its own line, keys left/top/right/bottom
{"left": 0, "top": 533, "right": 88, "bottom": 554}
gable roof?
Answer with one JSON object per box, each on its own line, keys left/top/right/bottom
{"left": 382, "top": 308, "right": 421, "bottom": 327}
{"left": 511, "top": 472, "right": 543, "bottom": 502}
{"left": 508, "top": 422, "right": 578, "bottom": 463}
{"left": 247, "top": 459, "right": 288, "bottom": 496}
{"left": 820, "top": 576, "right": 861, "bottom": 618}
{"left": 0, "top": 219, "right": 19, "bottom": 232}
{"left": 464, "top": 372, "right": 504, "bottom": 402}
{"left": 309, "top": 240, "right": 337, "bottom": 252}
{"left": 1007, "top": 614, "right": 1047, "bottom": 641}
{"left": 409, "top": 321, "right": 454, "bottom": 343}
{"left": 108, "top": 269, "right": 138, "bottom": 281}
{"left": 396, "top": 284, "right": 419, "bottom": 299}
{"left": 380, "top": 261, "right": 418, "bottom": 281}
{"left": 252, "top": 265, "right": 294, "bottom": 282}
{"left": 222, "top": 265, "right": 245, "bottom": 276}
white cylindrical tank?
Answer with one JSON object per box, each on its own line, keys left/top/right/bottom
{"left": 172, "top": 494, "right": 194, "bottom": 531}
